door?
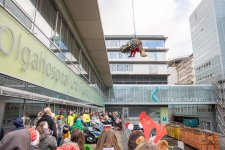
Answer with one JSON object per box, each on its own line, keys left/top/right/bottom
{"left": 122, "top": 107, "right": 129, "bottom": 119}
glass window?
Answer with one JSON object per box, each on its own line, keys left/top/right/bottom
{"left": 14, "top": 0, "right": 37, "bottom": 22}
{"left": 35, "top": 0, "right": 56, "bottom": 40}
{"left": 149, "top": 52, "right": 157, "bottom": 61}
{"left": 5, "top": 0, "right": 33, "bottom": 30}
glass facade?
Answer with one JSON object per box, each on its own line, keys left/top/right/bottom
{"left": 190, "top": 0, "right": 225, "bottom": 83}
{"left": 112, "top": 75, "right": 168, "bottom": 84}
{"left": 110, "top": 64, "right": 167, "bottom": 74}
{"left": 105, "top": 39, "right": 165, "bottom": 48}
{"left": 107, "top": 85, "right": 216, "bottom": 104}
{"left": 0, "top": 0, "right": 106, "bottom": 94}
{"left": 108, "top": 52, "right": 166, "bottom": 61}
{"left": 106, "top": 36, "right": 168, "bottom": 84}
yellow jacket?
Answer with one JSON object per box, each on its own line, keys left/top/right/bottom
{"left": 82, "top": 113, "right": 90, "bottom": 122}
{"left": 66, "top": 115, "right": 74, "bottom": 126}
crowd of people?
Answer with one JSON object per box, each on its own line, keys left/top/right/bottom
{"left": 0, "top": 107, "right": 168, "bottom": 150}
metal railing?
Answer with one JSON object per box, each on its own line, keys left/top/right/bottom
{"left": 214, "top": 76, "right": 225, "bottom": 135}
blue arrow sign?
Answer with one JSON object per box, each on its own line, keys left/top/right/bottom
{"left": 151, "top": 87, "right": 159, "bottom": 102}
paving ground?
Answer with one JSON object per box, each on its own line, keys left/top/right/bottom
{"left": 90, "top": 130, "right": 225, "bottom": 150}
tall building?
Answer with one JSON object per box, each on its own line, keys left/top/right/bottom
{"left": 190, "top": 0, "right": 225, "bottom": 83}
{"left": 106, "top": 35, "right": 168, "bottom": 85}
{"left": 168, "top": 54, "right": 195, "bottom": 85}
{"left": 0, "top": 0, "right": 112, "bottom": 131}
{"left": 190, "top": 0, "right": 225, "bottom": 133}
{"left": 105, "top": 35, "right": 216, "bottom": 130}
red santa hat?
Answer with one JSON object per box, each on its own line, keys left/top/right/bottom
{"left": 28, "top": 128, "right": 40, "bottom": 146}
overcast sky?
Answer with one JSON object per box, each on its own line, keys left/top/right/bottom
{"left": 98, "top": 0, "right": 201, "bottom": 60}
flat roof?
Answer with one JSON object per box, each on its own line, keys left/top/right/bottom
{"left": 105, "top": 35, "right": 168, "bottom": 40}
{"left": 63, "top": 0, "right": 112, "bottom": 87}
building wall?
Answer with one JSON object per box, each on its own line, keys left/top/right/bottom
{"left": 168, "top": 67, "right": 178, "bottom": 85}
{"left": 190, "top": 0, "right": 224, "bottom": 83}
{"left": 169, "top": 104, "right": 216, "bottom": 131}
{"left": 106, "top": 36, "right": 168, "bottom": 84}
{"left": 0, "top": 0, "right": 106, "bottom": 106}
{"left": 177, "top": 55, "right": 195, "bottom": 84}
{"left": 106, "top": 85, "right": 216, "bottom": 105}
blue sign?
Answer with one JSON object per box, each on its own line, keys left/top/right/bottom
{"left": 151, "top": 87, "right": 159, "bottom": 102}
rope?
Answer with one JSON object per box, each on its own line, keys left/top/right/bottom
{"left": 131, "top": 0, "right": 136, "bottom": 37}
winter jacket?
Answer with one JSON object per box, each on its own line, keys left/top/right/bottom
{"left": 37, "top": 114, "right": 57, "bottom": 137}
{"left": 39, "top": 134, "right": 57, "bottom": 150}
{"left": 57, "top": 120, "right": 63, "bottom": 138}
{"left": 66, "top": 115, "right": 74, "bottom": 126}
{"left": 82, "top": 113, "right": 91, "bottom": 123}
{"left": 0, "top": 129, "right": 31, "bottom": 150}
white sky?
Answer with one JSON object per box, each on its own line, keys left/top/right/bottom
{"left": 98, "top": 0, "right": 201, "bottom": 60}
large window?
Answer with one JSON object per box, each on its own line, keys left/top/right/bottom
{"left": 105, "top": 39, "right": 165, "bottom": 49}
{"left": 108, "top": 52, "right": 166, "bottom": 61}
{"left": 110, "top": 64, "right": 133, "bottom": 72}
{"left": 141, "top": 40, "right": 165, "bottom": 48}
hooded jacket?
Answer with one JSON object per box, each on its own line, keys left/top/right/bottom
{"left": 36, "top": 114, "right": 57, "bottom": 137}
{"left": 39, "top": 134, "right": 57, "bottom": 150}
{"left": 0, "top": 129, "right": 31, "bottom": 150}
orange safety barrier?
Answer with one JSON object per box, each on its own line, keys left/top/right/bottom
{"left": 166, "top": 124, "right": 220, "bottom": 150}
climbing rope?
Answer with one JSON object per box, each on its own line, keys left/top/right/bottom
{"left": 131, "top": 0, "right": 136, "bottom": 37}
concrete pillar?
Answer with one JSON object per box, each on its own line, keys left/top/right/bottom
{"left": 0, "top": 102, "right": 6, "bottom": 129}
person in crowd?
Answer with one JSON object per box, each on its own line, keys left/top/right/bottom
{"left": 36, "top": 121, "right": 57, "bottom": 150}
{"left": 62, "top": 124, "right": 70, "bottom": 143}
{"left": 95, "top": 128, "right": 121, "bottom": 150}
{"left": 0, "top": 128, "right": 4, "bottom": 141}
{"left": 108, "top": 112, "right": 115, "bottom": 127}
{"left": 55, "top": 109, "right": 65, "bottom": 123}
{"left": 66, "top": 111, "right": 75, "bottom": 128}
{"left": 82, "top": 110, "right": 91, "bottom": 127}
{"left": 13, "top": 117, "right": 24, "bottom": 131}
{"left": 56, "top": 115, "right": 64, "bottom": 146}
{"left": 0, "top": 128, "right": 31, "bottom": 150}
{"left": 33, "top": 111, "right": 44, "bottom": 126}
{"left": 22, "top": 113, "right": 31, "bottom": 128}
{"left": 128, "top": 130, "right": 145, "bottom": 150}
{"left": 72, "top": 119, "right": 84, "bottom": 131}
{"left": 63, "top": 129, "right": 85, "bottom": 150}
{"left": 36, "top": 107, "right": 57, "bottom": 137}
{"left": 73, "top": 110, "right": 78, "bottom": 120}
{"left": 28, "top": 128, "right": 40, "bottom": 150}
{"left": 135, "top": 140, "right": 159, "bottom": 150}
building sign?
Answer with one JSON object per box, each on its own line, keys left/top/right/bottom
{"left": 151, "top": 87, "right": 159, "bottom": 102}
{"left": 0, "top": 7, "right": 104, "bottom": 106}
{"left": 160, "top": 107, "right": 168, "bottom": 124}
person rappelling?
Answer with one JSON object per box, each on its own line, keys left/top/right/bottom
{"left": 119, "top": 0, "right": 147, "bottom": 58}
{"left": 120, "top": 37, "right": 147, "bottom": 57}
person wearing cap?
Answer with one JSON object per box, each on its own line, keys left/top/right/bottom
{"left": 13, "top": 117, "right": 24, "bottom": 131}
